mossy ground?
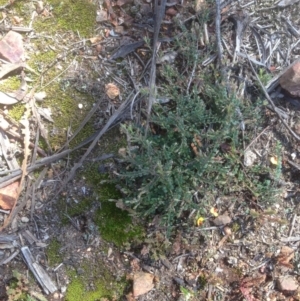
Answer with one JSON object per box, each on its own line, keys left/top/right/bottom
{"left": 1, "top": 1, "right": 139, "bottom": 299}
{"left": 47, "top": 238, "right": 63, "bottom": 266}
{"left": 48, "top": 129, "right": 143, "bottom": 300}
{"left": 66, "top": 268, "right": 127, "bottom": 301}
{"left": 2, "top": 0, "right": 97, "bottom": 149}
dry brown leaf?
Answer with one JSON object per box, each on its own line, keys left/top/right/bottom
{"left": 116, "top": 0, "right": 133, "bottom": 6}
{"left": 0, "top": 181, "right": 19, "bottom": 210}
{"left": 166, "top": 7, "right": 177, "bottom": 16}
{"left": 195, "top": 0, "right": 207, "bottom": 11}
{"left": 276, "top": 246, "right": 294, "bottom": 268}
{"left": 89, "top": 36, "right": 102, "bottom": 44}
{"left": 105, "top": 83, "right": 120, "bottom": 99}
{"left": 239, "top": 273, "right": 266, "bottom": 301}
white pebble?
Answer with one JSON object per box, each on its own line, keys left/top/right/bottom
{"left": 21, "top": 216, "right": 29, "bottom": 223}
{"left": 78, "top": 103, "right": 83, "bottom": 109}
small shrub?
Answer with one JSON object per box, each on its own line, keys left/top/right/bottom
{"left": 115, "top": 28, "right": 281, "bottom": 229}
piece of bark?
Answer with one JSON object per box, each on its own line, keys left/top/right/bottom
{"left": 21, "top": 246, "right": 57, "bottom": 294}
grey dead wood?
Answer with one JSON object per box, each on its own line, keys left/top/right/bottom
{"left": 22, "top": 230, "right": 38, "bottom": 245}
{"left": 280, "top": 236, "right": 300, "bottom": 242}
{"left": 21, "top": 246, "right": 57, "bottom": 294}
{"left": 0, "top": 129, "right": 20, "bottom": 170}
{"left": 0, "top": 233, "right": 18, "bottom": 246}
{"left": 146, "top": 0, "right": 167, "bottom": 132}
{"left": 0, "top": 249, "right": 19, "bottom": 265}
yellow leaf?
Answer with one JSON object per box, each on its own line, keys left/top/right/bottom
{"left": 210, "top": 207, "right": 218, "bottom": 217}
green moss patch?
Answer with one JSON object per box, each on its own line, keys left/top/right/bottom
{"left": 66, "top": 264, "right": 127, "bottom": 301}
{"left": 34, "top": 0, "right": 96, "bottom": 37}
{"left": 47, "top": 238, "right": 63, "bottom": 266}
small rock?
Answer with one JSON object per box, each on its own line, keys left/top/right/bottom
{"left": 277, "top": 276, "right": 298, "bottom": 292}
{"left": 53, "top": 292, "right": 60, "bottom": 299}
{"left": 227, "top": 256, "right": 238, "bottom": 265}
{"left": 133, "top": 272, "right": 154, "bottom": 297}
{"left": 21, "top": 216, "right": 29, "bottom": 223}
{"left": 279, "top": 60, "right": 300, "bottom": 97}
{"left": 213, "top": 214, "right": 231, "bottom": 226}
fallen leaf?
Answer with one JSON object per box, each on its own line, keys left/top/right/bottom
{"left": 276, "top": 246, "right": 294, "bottom": 268}
{"left": 34, "top": 91, "right": 47, "bottom": 102}
{"left": 195, "top": 0, "right": 207, "bottom": 11}
{"left": 0, "top": 182, "right": 19, "bottom": 210}
{"left": 213, "top": 214, "right": 231, "bottom": 226}
{"left": 13, "top": 16, "right": 23, "bottom": 24}
{"left": 36, "top": 107, "right": 53, "bottom": 122}
{"left": 116, "top": 0, "right": 133, "bottom": 6}
{"left": 0, "top": 91, "right": 19, "bottom": 105}
{"left": 89, "top": 36, "right": 102, "bottom": 44}
{"left": 105, "top": 83, "right": 120, "bottom": 99}
{"left": 239, "top": 274, "right": 266, "bottom": 301}
{"left": 166, "top": 7, "right": 178, "bottom": 16}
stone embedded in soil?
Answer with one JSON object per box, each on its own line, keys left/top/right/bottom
{"left": 279, "top": 60, "right": 300, "bottom": 97}
{"left": 213, "top": 214, "right": 231, "bottom": 226}
{"left": 132, "top": 272, "right": 154, "bottom": 297}
{"left": 0, "top": 31, "right": 24, "bottom": 63}
{"left": 277, "top": 276, "right": 298, "bottom": 292}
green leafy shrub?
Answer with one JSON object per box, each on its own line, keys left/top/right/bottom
{"left": 116, "top": 28, "right": 281, "bottom": 229}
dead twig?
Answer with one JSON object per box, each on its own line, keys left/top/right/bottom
{"left": 288, "top": 213, "right": 297, "bottom": 238}
{"left": 146, "top": 0, "right": 167, "bottom": 133}
{"left": 215, "top": 0, "right": 222, "bottom": 65}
